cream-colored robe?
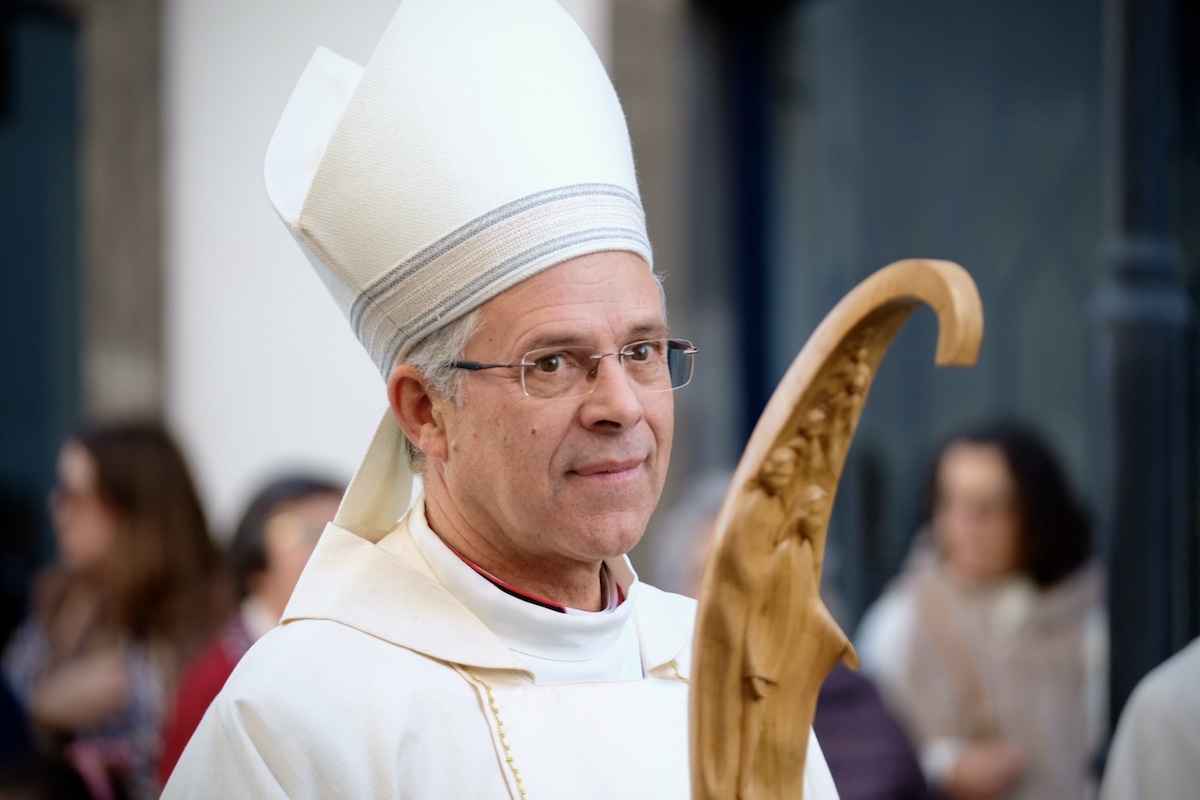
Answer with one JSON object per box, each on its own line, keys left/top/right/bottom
{"left": 163, "top": 502, "right": 839, "bottom": 799}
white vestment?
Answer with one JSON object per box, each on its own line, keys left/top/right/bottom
{"left": 164, "top": 498, "right": 839, "bottom": 799}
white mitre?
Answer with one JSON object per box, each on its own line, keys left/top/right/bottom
{"left": 264, "top": 0, "right": 652, "bottom": 538}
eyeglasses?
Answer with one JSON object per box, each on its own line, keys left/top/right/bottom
{"left": 448, "top": 338, "right": 697, "bottom": 400}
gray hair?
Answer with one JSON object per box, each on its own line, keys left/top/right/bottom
{"left": 397, "top": 308, "right": 480, "bottom": 473}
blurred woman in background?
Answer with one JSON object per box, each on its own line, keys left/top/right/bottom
{"left": 857, "top": 420, "right": 1105, "bottom": 800}
{"left": 2, "top": 422, "right": 228, "bottom": 800}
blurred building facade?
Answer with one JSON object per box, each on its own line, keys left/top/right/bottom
{"left": 664, "top": 0, "right": 1198, "bottom": 730}
{"left": 0, "top": 0, "right": 1195, "bottom": 729}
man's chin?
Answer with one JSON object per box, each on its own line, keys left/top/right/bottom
{"left": 564, "top": 515, "right": 648, "bottom": 562}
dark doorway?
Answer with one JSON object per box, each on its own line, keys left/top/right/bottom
{"left": 0, "top": 4, "right": 81, "bottom": 644}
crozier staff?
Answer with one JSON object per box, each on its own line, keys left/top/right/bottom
{"left": 164, "top": 1, "right": 839, "bottom": 797}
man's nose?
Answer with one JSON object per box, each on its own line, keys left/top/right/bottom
{"left": 579, "top": 354, "right": 643, "bottom": 429}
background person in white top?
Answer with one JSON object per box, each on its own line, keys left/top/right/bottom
{"left": 164, "top": 0, "right": 839, "bottom": 796}
{"left": 1099, "top": 636, "right": 1200, "bottom": 800}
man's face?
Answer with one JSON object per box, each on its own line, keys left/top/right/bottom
{"left": 431, "top": 251, "right": 674, "bottom": 571}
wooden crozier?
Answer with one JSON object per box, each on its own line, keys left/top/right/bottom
{"left": 689, "top": 259, "right": 984, "bottom": 800}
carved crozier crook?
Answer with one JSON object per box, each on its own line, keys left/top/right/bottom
{"left": 689, "top": 259, "right": 984, "bottom": 800}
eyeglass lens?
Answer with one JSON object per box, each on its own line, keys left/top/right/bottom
{"left": 521, "top": 339, "right": 694, "bottom": 399}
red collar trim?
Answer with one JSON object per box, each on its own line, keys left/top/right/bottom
{"left": 446, "top": 546, "right": 569, "bottom": 614}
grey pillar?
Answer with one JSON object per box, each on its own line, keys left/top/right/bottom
{"left": 1093, "top": 0, "right": 1195, "bottom": 729}
{"left": 81, "top": 0, "right": 165, "bottom": 418}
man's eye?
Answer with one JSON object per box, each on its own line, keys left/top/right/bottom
{"left": 627, "top": 341, "right": 659, "bottom": 362}
{"left": 533, "top": 353, "right": 568, "bottom": 373}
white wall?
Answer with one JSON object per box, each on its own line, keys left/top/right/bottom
{"left": 164, "top": 0, "right": 611, "bottom": 534}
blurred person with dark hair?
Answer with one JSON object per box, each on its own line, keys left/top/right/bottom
{"left": 857, "top": 421, "right": 1105, "bottom": 800}
{"left": 157, "top": 476, "right": 342, "bottom": 784}
{"left": 2, "top": 423, "right": 229, "bottom": 800}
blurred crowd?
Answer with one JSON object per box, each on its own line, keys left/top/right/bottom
{"left": 0, "top": 422, "right": 341, "bottom": 800}
{"left": 651, "top": 418, "right": 1195, "bottom": 800}
{"left": 0, "top": 416, "right": 1192, "bottom": 799}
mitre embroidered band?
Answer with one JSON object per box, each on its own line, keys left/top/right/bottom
{"left": 263, "top": 0, "right": 653, "bottom": 534}
{"left": 331, "top": 183, "right": 649, "bottom": 376}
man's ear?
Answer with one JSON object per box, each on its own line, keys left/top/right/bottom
{"left": 387, "top": 364, "right": 449, "bottom": 462}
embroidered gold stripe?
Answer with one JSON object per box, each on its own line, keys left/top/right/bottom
{"left": 461, "top": 668, "right": 528, "bottom": 800}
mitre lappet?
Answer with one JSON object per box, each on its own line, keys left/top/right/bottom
{"left": 263, "top": 0, "right": 653, "bottom": 537}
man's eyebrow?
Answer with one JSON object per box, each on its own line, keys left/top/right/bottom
{"left": 628, "top": 322, "right": 670, "bottom": 340}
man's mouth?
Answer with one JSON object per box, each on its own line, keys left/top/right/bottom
{"left": 569, "top": 457, "right": 645, "bottom": 477}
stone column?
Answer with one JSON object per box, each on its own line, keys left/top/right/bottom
{"left": 80, "top": 0, "right": 165, "bottom": 418}
{"left": 1093, "top": 0, "right": 1196, "bottom": 726}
